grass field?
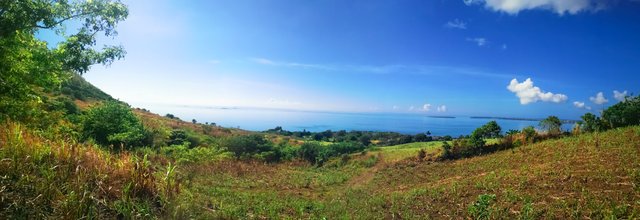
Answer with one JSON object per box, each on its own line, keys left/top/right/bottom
{"left": 165, "top": 128, "right": 640, "bottom": 219}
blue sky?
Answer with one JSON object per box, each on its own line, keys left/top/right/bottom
{"left": 79, "top": 0, "right": 640, "bottom": 119}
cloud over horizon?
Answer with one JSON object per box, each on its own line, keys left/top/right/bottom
{"left": 422, "top": 104, "right": 432, "bottom": 112}
{"left": 573, "top": 101, "right": 592, "bottom": 110}
{"left": 613, "top": 90, "right": 628, "bottom": 101}
{"left": 464, "top": 0, "right": 606, "bottom": 15}
{"left": 590, "top": 92, "right": 609, "bottom": 105}
{"left": 437, "top": 105, "right": 447, "bottom": 112}
{"left": 507, "top": 78, "right": 568, "bottom": 105}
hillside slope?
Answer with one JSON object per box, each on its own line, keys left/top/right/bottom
{"left": 174, "top": 126, "right": 640, "bottom": 219}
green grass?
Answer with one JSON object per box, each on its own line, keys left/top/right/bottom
{"left": 166, "top": 129, "right": 640, "bottom": 219}
{"left": 371, "top": 141, "right": 445, "bottom": 162}
{"left": 371, "top": 138, "right": 499, "bottom": 162}
{"left": 3, "top": 119, "right": 639, "bottom": 219}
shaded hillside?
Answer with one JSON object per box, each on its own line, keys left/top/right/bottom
{"left": 58, "top": 73, "right": 114, "bottom": 102}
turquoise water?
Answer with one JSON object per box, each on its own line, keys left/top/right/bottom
{"left": 142, "top": 105, "right": 573, "bottom": 136}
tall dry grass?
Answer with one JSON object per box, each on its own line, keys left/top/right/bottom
{"left": 0, "top": 121, "right": 165, "bottom": 218}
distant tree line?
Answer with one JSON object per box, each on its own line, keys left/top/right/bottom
{"left": 436, "top": 94, "right": 640, "bottom": 161}
{"left": 264, "top": 126, "right": 453, "bottom": 147}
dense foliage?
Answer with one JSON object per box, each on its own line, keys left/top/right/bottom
{"left": 0, "top": 0, "right": 127, "bottom": 122}
{"left": 602, "top": 95, "right": 640, "bottom": 128}
{"left": 82, "top": 101, "right": 149, "bottom": 148}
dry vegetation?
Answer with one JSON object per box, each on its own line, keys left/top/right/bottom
{"left": 158, "top": 126, "right": 640, "bottom": 219}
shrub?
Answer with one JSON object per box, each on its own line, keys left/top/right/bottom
{"left": 441, "top": 141, "right": 453, "bottom": 160}
{"left": 468, "top": 128, "right": 486, "bottom": 153}
{"left": 468, "top": 194, "right": 496, "bottom": 220}
{"left": 416, "top": 149, "right": 427, "bottom": 161}
{"left": 82, "top": 102, "right": 150, "bottom": 149}
{"left": 221, "top": 134, "right": 273, "bottom": 159}
{"left": 166, "top": 129, "right": 201, "bottom": 148}
{"left": 522, "top": 126, "right": 537, "bottom": 144}
{"left": 299, "top": 142, "right": 324, "bottom": 165}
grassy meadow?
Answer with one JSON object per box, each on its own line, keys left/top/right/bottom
{"left": 155, "top": 126, "right": 639, "bottom": 219}
{"left": 3, "top": 2, "right": 640, "bottom": 218}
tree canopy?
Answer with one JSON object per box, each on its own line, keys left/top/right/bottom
{"left": 602, "top": 96, "right": 640, "bottom": 128}
{"left": 540, "top": 116, "right": 562, "bottom": 135}
{"left": 0, "top": 0, "right": 128, "bottom": 122}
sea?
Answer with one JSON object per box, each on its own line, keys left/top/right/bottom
{"left": 140, "top": 105, "right": 574, "bottom": 137}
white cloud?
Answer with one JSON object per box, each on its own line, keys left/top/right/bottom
{"left": 573, "top": 101, "right": 585, "bottom": 108}
{"left": 589, "top": 92, "right": 608, "bottom": 105}
{"left": 437, "top": 105, "right": 447, "bottom": 112}
{"left": 467, "top": 37, "right": 488, "bottom": 47}
{"left": 409, "top": 106, "right": 416, "bottom": 111}
{"left": 422, "top": 104, "right": 432, "bottom": 112}
{"left": 613, "top": 90, "right": 628, "bottom": 101}
{"left": 507, "top": 78, "right": 568, "bottom": 105}
{"left": 464, "top": 0, "right": 602, "bottom": 15}
{"left": 392, "top": 105, "right": 399, "bottom": 110}
{"left": 444, "top": 19, "right": 467, "bottom": 29}
{"left": 573, "top": 101, "right": 591, "bottom": 110}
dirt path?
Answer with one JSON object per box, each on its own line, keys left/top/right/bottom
{"left": 347, "top": 153, "right": 386, "bottom": 187}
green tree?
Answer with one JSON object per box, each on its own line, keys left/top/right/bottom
{"left": 481, "top": 121, "right": 502, "bottom": 138}
{"left": 0, "top": 0, "right": 128, "bottom": 122}
{"left": 468, "top": 128, "right": 486, "bottom": 149}
{"left": 602, "top": 95, "right": 640, "bottom": 128}
{"left": 82, "top": 101, "right": 148, "bottom": 148}
{"left": 539, "top": 116, "right": 562, "bottom": 135}
{"left": 580, "top": 113, "right": 606, "bottom": 132}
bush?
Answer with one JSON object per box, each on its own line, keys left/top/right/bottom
{"left": 299, "top": 142, "right": 324, "bottom": 165}
{"left": 166, "top": 129, "right": 201, "bottom": 148}
{"left": 522, "top": 126, "right": 537, "bottom": 144}
{"left": 160, "top": 144, "right": 224, "bottom": 164}
{"left": 416, "top": 149, "right": 427, "bottom": 161}
{"left": 82, "top": 102, "right": 150, "bottom": 149}
{"left": 221, "top": 134, "right": 273, "bottom": 159}
{"left": 441, "top": 141, "right": 453, "bottom": 160}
